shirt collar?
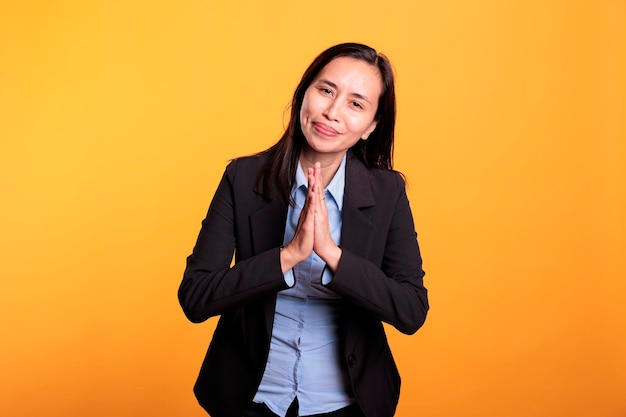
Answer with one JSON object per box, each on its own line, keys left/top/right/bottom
{"left": 293, "top": 154, "right": 346, "bottom": 210}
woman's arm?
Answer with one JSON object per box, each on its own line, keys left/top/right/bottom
{"left": 178, "top": 161, "right": 288, "bottom": 323}
{"left": 326, "top": 174, "right": 428, "bottom": 335}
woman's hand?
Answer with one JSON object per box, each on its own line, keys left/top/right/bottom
{"left": 281, "top": 162, "right": 342, "bottom": 273}
{"left": 280, "top": 166, "right": 318, "bottom": 273}
{"left": 310, "top": 163, "right": 342, "bottom": 271}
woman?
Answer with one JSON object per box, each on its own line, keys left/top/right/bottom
{"left": 178, "top": 43, "right": 428, "bottom": 417}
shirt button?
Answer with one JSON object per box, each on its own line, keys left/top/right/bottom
{"left": 298, "top": 323, "right": 303, "bottom": 329}
{"left": 347, "top": 354, "right": 357, "bottom": 367}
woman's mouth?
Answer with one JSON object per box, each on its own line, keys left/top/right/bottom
{"left": 313, "top": 122, "right": 339, "bottom": 137}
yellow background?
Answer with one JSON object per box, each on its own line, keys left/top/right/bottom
{"left": 1, "top": 1, "right": 624, "bottom": 416}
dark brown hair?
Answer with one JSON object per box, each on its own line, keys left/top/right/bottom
{"left": 257, "top": 42, "right": 396, "bottom": 204}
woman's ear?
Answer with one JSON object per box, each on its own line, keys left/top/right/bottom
{"left": 361, "top": 120, "right": 378, "bottom": 140}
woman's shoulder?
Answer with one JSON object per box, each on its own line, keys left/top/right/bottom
{"left": 369, "top": 168, "right": 406, "bottom": 198}
{"left": 371, "top": 165, "right": 405, "bottom": 183}
{"left": 347, "top": 153, "right": 405, "bottom": 188}
{"left": 225, "top": 152, "right": 270, "bottom": 176}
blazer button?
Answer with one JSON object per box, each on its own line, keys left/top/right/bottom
{"left": 347, "top": 354, "right": 356, "bottom": 367}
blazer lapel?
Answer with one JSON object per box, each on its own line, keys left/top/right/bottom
{"left": 340, "top": 154, "right": 376, "bottom": 258}
{"left": 249, "top": 189, "right": 288, "bottom": 337}
{"left": 249, "top": 197, "right": 287, "bottom": 255}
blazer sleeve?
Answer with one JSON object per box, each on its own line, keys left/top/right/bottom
{"left": 178, "top": 160, "right": 288, "bottom": 323}
{"left": 327, "top": 174, "right": 428, "bottom": 335}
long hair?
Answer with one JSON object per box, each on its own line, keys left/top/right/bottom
{"left": 257, "top": 42, "right": 396, "bottom": 204}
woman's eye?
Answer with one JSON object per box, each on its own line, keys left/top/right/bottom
{"left": 351, "top": 101, "right": 363, "bottom": 109}
{"left": 320, "top": 88, "right": 332, "bottom": 95}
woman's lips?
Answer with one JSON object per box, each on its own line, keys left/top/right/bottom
{"left": 313, "top": 122, "right": 339, "bottom": 137}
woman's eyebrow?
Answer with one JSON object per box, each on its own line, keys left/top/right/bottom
{"left": 318, "top": 78, "right": 371, "bottom": 103}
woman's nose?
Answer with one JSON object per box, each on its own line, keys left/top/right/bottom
{"left": 322, "top": 100, "right": 340, "bottom": 121}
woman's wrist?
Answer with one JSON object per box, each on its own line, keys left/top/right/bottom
{"left": 318, "top": 245, "right": 342, "bottom": 273}
{"left": 280, "top": 244, "right": 301, "bottom": 273}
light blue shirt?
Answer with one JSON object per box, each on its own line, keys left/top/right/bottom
{"left": 253, "top": 155, "right": 353, "bottom": 416}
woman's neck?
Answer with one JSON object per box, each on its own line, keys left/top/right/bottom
{"left": 298, "top": 152, "right": 345, "bottom": 190}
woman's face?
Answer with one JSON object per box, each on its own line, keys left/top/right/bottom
{"left": 299, "top": 57, "right": 382, "bottom": 162}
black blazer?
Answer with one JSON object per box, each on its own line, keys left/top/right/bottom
{"left": 179, "top": 151, "right": 428, "bottom": 417}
